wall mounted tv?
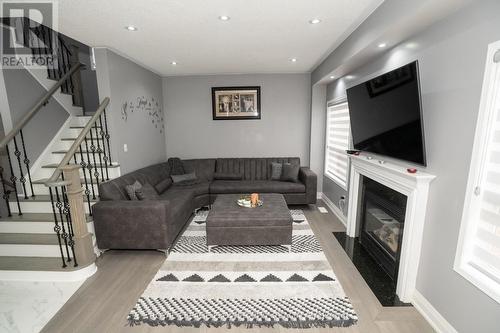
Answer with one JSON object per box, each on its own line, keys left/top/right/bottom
{"left": 346, "top": 61, "right": 426, "bottom": 166}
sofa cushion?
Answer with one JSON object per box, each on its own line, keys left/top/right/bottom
{"left": 136, "top": 183, "right": 160, "bottom": 200}
{"left": 213, "top": 172, "right": 243, "bottom": 180}
{"left": 210, "top": 180, "right": 305, "bottom": 194}
{"left": 125, "top": 180, "right": 142, "bottom": 200}
{"left": 270, "top": 162, "right": 283, "bottom": 180}
{"left": 160, "top": 188, "right": 195, "bottom": 220}
{"left": 172, "top": 181, "right": 210, "bottom": 197}
{"left": 215, "top": 157, "right": 300, "bottom": 181}
{"left": 155, "top": 178, "right": 172, "bottom": 194}
{"left": 281, "top": 163, "right": 300, "bottom": 182}
{"left": 182, "top": 159, "right": 216, "bottom": 181}
{"left": 171, "top": 172, "right": 197, "bottom": 184}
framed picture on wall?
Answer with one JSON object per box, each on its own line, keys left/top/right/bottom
{"left": 212, "top": 86, "right": 261, "bottom": 120}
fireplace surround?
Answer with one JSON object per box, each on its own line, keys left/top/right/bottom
{"left": 347, "top": 154, "right": 435, "bottom": 303}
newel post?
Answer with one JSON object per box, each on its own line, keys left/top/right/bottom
{"left": 61, "top": 164, "right": 96, "bottom": 267}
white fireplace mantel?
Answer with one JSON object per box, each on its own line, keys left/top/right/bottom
{"left": 346, "top": 154, "right": 436, "bottom": 303}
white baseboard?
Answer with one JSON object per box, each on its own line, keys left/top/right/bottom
{"left": 412, "top": 290, "right": 457, "bottom": 333}
{"left": 319, "top": 192, "right": 347, "bottom": 227}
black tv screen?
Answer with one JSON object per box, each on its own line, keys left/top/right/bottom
{"left": 346, "top": 61, "right": 426, "bottom": 166}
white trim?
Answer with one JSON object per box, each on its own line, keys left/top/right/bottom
{"left": 346, "top": 153, "right": 435, "bottom": 302}
{"left": 454, "top": 41, "right": 500, "bottom": 305}
{"left": 321, "top": 193, "right": 347, "bottom": 227}
{"left": 316, "top": 192, "right": 323, "bottom": 200}
{"left": 412, "top": 290, "right": 458, "bottom": 333}
{"left": 326, "top": 96, "right": 347, "bottom": 107}
{"left": 0, "top": 263, "right": 97, "bottom": 282}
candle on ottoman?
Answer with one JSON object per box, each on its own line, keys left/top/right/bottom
{"left": 251, "top": 193, "right": 259, "bottom": 207}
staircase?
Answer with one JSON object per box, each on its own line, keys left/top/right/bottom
{"left": 0, "top": 17, "right": 119, "bottom": 279}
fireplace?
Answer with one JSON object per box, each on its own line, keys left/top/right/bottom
{"left": 359, "top": 176, "right": 407, "bottom": 281}
{"left": 346, "top": 153, "right": 435, "bottom": 302}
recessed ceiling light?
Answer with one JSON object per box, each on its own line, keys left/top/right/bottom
{"left": 309, "top": 18, "right": 321, "bottom": 24}
{"left": 171, "top": 61, "right": 177, "bottom": 66}
{"left": 219, "top": 15, "right": 230, "bottom": 21}
{"left": 329, "top": 75, "right": 335, "bottom": 79}
{"left": 346, "top": 75, "right": 355, "bottom": 80}
{"left": 378, "top": 43, "right": 387, "bottom": 48}
{"left": 125, "top": 25, "right": 137, "bottom": 31}
{"left": 290, "top": 58, "right": 297, "bottom": 62}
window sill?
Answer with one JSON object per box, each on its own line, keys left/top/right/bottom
{"left": 454, "top": 261, "right": 500, "bottom": 305}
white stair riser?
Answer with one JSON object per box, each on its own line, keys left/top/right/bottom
{"left": 32, "top": 166, "right": 120, "bottom": 180}
{"left": 46, "top": 152, "right": 110, "bottom": 165}
{"left": 53, "top": 139, "right": 108, "bottom": 151}
{"left": 9, "top": 200, "right": 94, "bottom": 214}
{"left": 70, "top": 117, "right": 92, "bottom": 127}
{"left": 32, "top": 183, "right": 100, "bottom": 196}
{"left": 0, "top": 221, "right": 94, "bottom": 234}
{"left": 0, "top": 244, "right": 65, "bottom": 257}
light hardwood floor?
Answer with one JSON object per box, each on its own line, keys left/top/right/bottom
{"left": 41, "top": 201, "right": 434, "bottom": 333}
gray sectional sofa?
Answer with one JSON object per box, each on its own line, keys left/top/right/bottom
{"left": 93, "top": 157, "right": 316, "bottom": 250}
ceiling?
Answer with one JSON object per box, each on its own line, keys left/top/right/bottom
{"left": 57, "top": 0, "right": 384, "bottom": 76}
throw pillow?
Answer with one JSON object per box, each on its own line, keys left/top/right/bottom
{"left": 168, "top": 157, "right": 185, "bottom": 175}
{"left": 213, "top": 172, "right": 243, "bottom": 180}
{"left": 136, "top": 183, "right": 160, "bottom": 200}
{"left": 155, "top": 178, "right": 172, "bottom": 194}
{"left": 125, "top": 180, "right": 142, "bottom": 200}
{"left": 171, "top": 172, "right": 198, "bottom": 184}
{"left": 281, "top": 163, "right": 300, "bottom": 183}
{"left": 270, "top": 162, "right": 283, "bottom": 180}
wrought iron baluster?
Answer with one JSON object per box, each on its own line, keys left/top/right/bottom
{"left": 48, "top": 186, "right": 67, "bottom": 268}
{"left": 61, "top": 185, "right": 77, "bottom": 267}
{"left": 12, "top": 136, "right": 27, "bottom": 199}
{"left": 94, "top": 122, "right": 105, "bottom": 182}
{"left": 0, "top": 167, "right": 11, "bottom": 217}
{"left": 103, "top": 109, "right": 112, "bottom": 163}
{"left": 79, "top": 145, "right": 92, "bottom": 215}
{"left": 5, "top": 145, "right": 21, "bottom": 215}
{"left": 54, "top": 186, "right": 71, "bottom": 262}
{"left": 98, "top": 115, "right": 110, "bottom": 180}
{"left": 83, "top": 136, "right": 96, "bottom": 200}
{"left": 88, "top": 130, "right": 100, "bottom": 191}
{"left": 19, "top": 130, "right": 34, "bottom": 197}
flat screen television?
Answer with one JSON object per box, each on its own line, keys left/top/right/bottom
{"left": 346, "top": 61, "right": 426, "bottom": 166}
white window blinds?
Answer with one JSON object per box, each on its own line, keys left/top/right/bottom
{"left": 455, "top": 44, "right": 500, "bottom": 304}
{"left": 325, "top": 102, "right": 350, "bottom": 189}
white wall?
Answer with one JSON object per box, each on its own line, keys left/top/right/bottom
{"left": 95, "top": 48, "right": 166, "bottom": 174}
{"left": 163, "top": 74, "right": 311, "bottom": 164}
{"left": 315, "top": 1, "right": 500, "bottom": 331}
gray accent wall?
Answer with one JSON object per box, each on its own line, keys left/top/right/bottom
{"left": 314, "top": 0, "right": 500, "bottom": 331}
{"left": 163, "top": 74, "right": 311, "bottom": 164}
{"left": 94, "top": 48, "right": 166, "bottom": 174}
{"left": 2, "top": 67, "right": 68, "bottom": 171}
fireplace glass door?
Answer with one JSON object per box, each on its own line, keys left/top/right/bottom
{"left": 360, "top": 176, "right": 408, "bottom": 281}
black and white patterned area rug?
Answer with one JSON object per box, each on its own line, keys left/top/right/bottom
{"left": 128, "top": 209, "right": 358, "bottom": 329}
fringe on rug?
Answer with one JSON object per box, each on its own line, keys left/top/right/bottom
{"left": 127, "top": 316, "right": 358, "bottom": 329}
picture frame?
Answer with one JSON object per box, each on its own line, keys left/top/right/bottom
{"left": 212, "top": 86, "right": 261, "bottom": 120}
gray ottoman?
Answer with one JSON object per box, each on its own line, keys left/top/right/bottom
{"left": 206, "top": 193, "right": 292, "bottom": 251}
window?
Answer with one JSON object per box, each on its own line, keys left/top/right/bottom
{"left": 455, "top": 41, "right": 500, "bottom": 304}
{"left": 324, "top": 100, "right": 350, "bottom": 189}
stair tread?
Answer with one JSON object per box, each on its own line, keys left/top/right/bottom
{"left": 0, "top": 256, "right": 82, "bottom": 271}
{"left": 41, "top": 163, "right": 119, "bottom": 168}
{"left": 9, "top": 195, "right": 98, "bottom": 202}
{"left": 31, "top": 178, "right": 108, "bottom": 185}
{"left": 51, "top": 150, "right": 108, "bottom": 155}
{"left": 61, "top": 137, "right": 104, "bottom": 141}
{"left": 69, "top": 126, "right": 102, "bottom": 129}
{"left": 0, "top": 213, "right": 92, "bottom": 222}
{"left": 0, "top": 233, "right": 59, "bottom": 245}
